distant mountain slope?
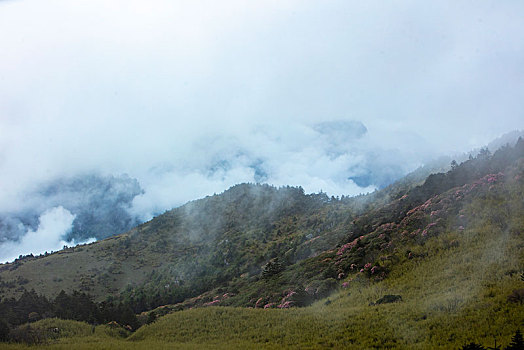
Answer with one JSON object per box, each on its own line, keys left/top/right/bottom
{"left": 0, "top": 184, "right": 336, "bottom": 302}
{"left": 0, "top": 139, "right": 522, "bottom": 319}
{"left": 0, "top": 174, "right": 143, "bottom": 246}
{"left": 1, "top": 141, "right": 523, "bottom": 348}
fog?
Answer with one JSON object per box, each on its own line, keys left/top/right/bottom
{"left": 1, "top": 0, "right": 523, "bottom": 261}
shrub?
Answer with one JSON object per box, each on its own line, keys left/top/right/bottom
{"left": 506, "top": 330, "right": 524, "bottom": 350}
{"left": 375, "top": 295, "right": 402, "bottom": 305}
{"left": 8, "top": 324, "right": 46, "bottom": 344}
{"left": 459, "top": 342, "right": 485, "bottom": 350}
{"left": 0, "top": 319, "right": 9, "bottom": 342}
{"left": 507, "top": 289, "right": 524, "bottom": 304}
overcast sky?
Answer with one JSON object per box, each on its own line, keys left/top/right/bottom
{"left": 0, "top": 1, "right": 523, "bottom": 260}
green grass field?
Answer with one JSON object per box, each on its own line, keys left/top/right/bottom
{"left": 3, "top": 217, "right": 522, "bottom": 350}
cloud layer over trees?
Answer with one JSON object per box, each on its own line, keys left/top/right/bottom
{"left": 1, "top": 0, "right": 523, "bottom": 261}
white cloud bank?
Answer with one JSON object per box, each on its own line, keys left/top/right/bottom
{"left": 0, "top": 0, "right": 523, "bottom": 259}
{"left": 0, "top": 206, "right": 95, "bottom": 263}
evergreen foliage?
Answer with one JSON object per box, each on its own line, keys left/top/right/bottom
{"left": 506, "top": 330, "right": 524, "bottom": 350}
{"left": 461, "top": 343, "right": 486, "bottom": 350}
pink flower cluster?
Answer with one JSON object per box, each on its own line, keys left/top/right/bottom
{"left": 278, "top": 301, "right": 293, "bottom": 309}
{"left": 203, "top": 299, "right": 221, "bottom": 307}
{"left": 430, "top": 210, "right": 441, "bottom": 218}
{"left": 337, "top": 236, "right": 363, "bottom": 255}
{"left": 255, "top": 297, "right": 264, "bottom": 308}
{"left": 305, "top": 286, "right": 316, "bottom": 295}
{"left": 406, "top": 197, "right": 435, "bottom": 216}
{"left": 456, "top": 172, "right": 505, "bottom": 197}
{"left": 264, "top": 303, "right": 275, "bottom": 309}
{"left": 341, "top": 281, "right": 350, "bottom": 288}
{"left": 203, "top": 292, "right": 234, "bottom": 307}
{"left": 277, "top": 290, "right": 297, "bottom": 309}
{"left": 377, "top": 222, "right": 397, "bottom": 233}
{"left": 486, "top": 173, "right": 504, "bottom": 183}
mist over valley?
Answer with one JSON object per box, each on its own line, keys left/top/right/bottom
{"left": 1, "top": 1, "right": 523, "bottom": 348}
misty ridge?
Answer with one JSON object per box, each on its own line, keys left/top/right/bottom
{"left": 0, "top": 174, "right": 142, "bottom": 262}
{"left": 1, "top": 1, "right": 524, "bottom": 348}
{"left": 0, "top": 119, "right": 445, "bottom": 263}
{"left": 0, "top": 128, "right": 521, "bottom": 265}
{"left": 0, "top": 134, "right": 523, "bottom": 349}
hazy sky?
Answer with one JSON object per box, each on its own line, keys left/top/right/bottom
{"left": 0, "top": 1, "right": 523, "bottom": 260}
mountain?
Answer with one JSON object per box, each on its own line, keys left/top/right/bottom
{"left": 0, "top": 174, "right": 143, "bottom": 246}
{"left": 0, "top": 138, "right": 523, "bottom": 348}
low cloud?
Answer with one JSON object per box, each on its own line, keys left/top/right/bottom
{"left": 127, "top": 119, "right": 432, "bottom": 221}
{"left": 0, "top": 206, "right": 95, "bottom": 263}
{"left": 0, "top": 0, "right": 523, "bottom": 259}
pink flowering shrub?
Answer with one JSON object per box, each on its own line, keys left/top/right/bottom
{"left": 203, "top": 299, "right": 221, "bottom": 307}
{"left": 337, "top": 236, "right": 364, "bottom": 255}
{"left": 277, "top": 290, "right": 297, "bottom": 309}
{"left": 255, "top": 297, "right": 264, "bottom": 308}
{"left": 263, "top": 303, "right": 275, "bottom": 309}
{"left": 376, "top": 222, "right": 397, "bottom": 234}
{"left": 278, "top": 301, "right": 293, "bottom": 309}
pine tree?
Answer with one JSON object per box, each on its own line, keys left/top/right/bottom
{"left": 461, "top": 342, "right": 485, "bottom": 350}
{"left": 506, "top": 330, "right": 524, "bottom": 350}
{"left": 262, "top": 258, "right": 283, "bottom": 279}
{"left": 0, "top": 319, "right": 9, "bottom": 342}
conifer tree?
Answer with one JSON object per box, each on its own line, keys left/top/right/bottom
{"left": 461, "top": 342, "right": 485, "bottom": 350}
{"left": 505, "top": 330, "right": 524, "bottom": 350}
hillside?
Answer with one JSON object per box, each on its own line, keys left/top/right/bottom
{"left": 0, "top": 139, "right": 523, "bottom": 348}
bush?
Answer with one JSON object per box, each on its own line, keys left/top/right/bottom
{"left": 374, "top": 295, "right": 402, "bottom": 305}
{"left": 506, "top": 329, "right": 524, "bottom": 350}
{"left": 305, "top": 279, "right": 337, "bottom": 300}
{"left": 507, "top": 289, "right": 524, "bottom": 304}
{"left": 460, "top": 343, "right": 485, "bottom": 350}
{"left": 0, "top": 319, "right": 9, "bottom": 342}
{"left": 8, "top": 324, "right": 47, "bottom": 345}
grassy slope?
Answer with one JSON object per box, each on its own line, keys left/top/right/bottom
{"left": 0, "top": 185, "right": 342, "bottom": 303}
{"left": 1, "top": 143, "right": 523, "bottom": 348}
{"left": 3, "top": 187, "right": 523, "bottom": 349}
{"left": 0, "top": 152, "right": 466, "bottom": 305}
{"left": 0, "top": 232, "right": 157, "bottom": 301}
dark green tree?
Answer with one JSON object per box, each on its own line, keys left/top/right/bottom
{"left": 262, "top": 258, "right": 283, "bottom": 279}
{"left": 0, "top": 319, "right": 9, "bottom": 342}
{"left": 460, "top": 342, "right": 485, "bottom": 350}
{"left": 506, "top": 330, "right": 524, "bottom": 350}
